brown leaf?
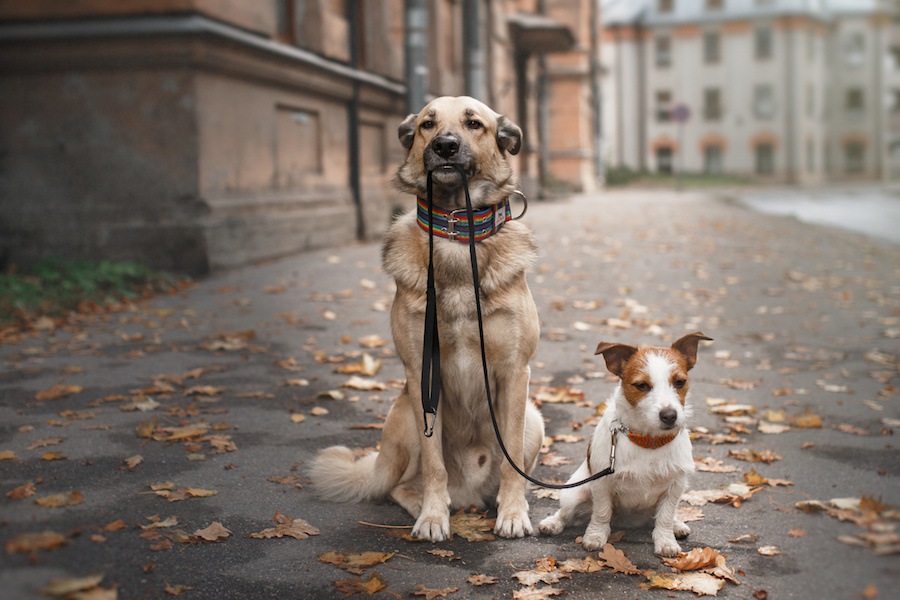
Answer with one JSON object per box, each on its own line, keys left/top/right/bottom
{"left": 5, "top": 530, "right": 68, "bottom": 554}
{"left": 193, "top": 522, "right": 231, "bottom": 542}
{"left": 533, "top": 386, "right": 585, "bottom": 405}
{"left": 597, "top": 543, "right": 643, "bottom": 575}
{"left": 512, "top": 586, "right": 565, "bottom": 600}
{"left": 449, "top": 509, "right": 495, "bottom": 542}
{"left": 123, "top": 455, "right": 143, "bottom": 470}
{"left": 466, "top": 574, "right": 498, "bottom": 586}
{"left": 41, "top": 451, "right": 67, "bottom": 461}
{"left": 642, "top": 571, "right": 726, "bottom": 596}
{"left": 661, "top": 547, "right": 721, "bottom": 571}
{"left": 334, "top": 573, "right": 388, "bottom": 596}
{"left": 35, "top": 383, "right": 85, "bottom": 401}
{"left": 102, "top": 519, "right": 127, "bottom": 532}
{"left": 728, "top": 448, "right": 782, "bottom": 464}
{"left": 7, "top": 481, "right": 36, "bottom": 500}
{"left": 26, "top": 436, "right": 64, "bottom": 450}
{"left": 0, "top": 449, "right": 18, "bottom": 460}
{"left": 413, "top": 585, "right": 459, "bottom": 600}
{"left": 35, "top": 490, "right": 84, "bottom": 508}
{"left": 183, "top": 385, "right": 225, "bottom": 397}
{"left": 41, "top": 574, "right": 104, "bottom": 597}
{"left": 249, "top": 511, "right": 319, "bottom": 540}
{"left": 558, "top": 556, "right": 605, "bottom": 573}
{"left": 342, "top": 376, "right": 387, "bottom": 391}
{"left": 790, "top": 409, "right": 823, "bottom": 428}
{"left": 540, "top": 452, "right": 573, "bottom": 467}
{"left": 319, "top": 550, "right": 395, "bottom": 575}
{"left": 335, "top": 354, "right": 382, "bottom": 377}
{"left": 164, "top": 584, "right": 193, "bottom": 596}
{"left": 695, "top": 457, "right": 738, "bottom": 473}
{"left": 511, "top": 569, "right": 569, "bottom": 586}
{"left": 757, "top": 545, "right": 783, "bottom": 556}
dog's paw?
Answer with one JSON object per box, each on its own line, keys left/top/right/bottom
{"left": 674, "top": 521, "right": 691, "bottom": 539}
{"left": 653, "top": 529, "right": 682, "bottom": 557}
{"left": 538, "top": 514, "right": 565, "bottom": 536}
{"left": 412, "top": 512, "right": 451, "bottom": 542}
{"left": 581, "top": 523, "right": 610, "bottom": 551}
{"left": 495, "top": 508, "right": 533, "bottom": 538}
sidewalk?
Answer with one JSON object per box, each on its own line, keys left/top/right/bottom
{"left": 1, "top": 189, "right": 898, "bottom": 599}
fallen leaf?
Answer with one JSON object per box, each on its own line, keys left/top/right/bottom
{"left": 342, "top": 376, "right": 387, "bottom": 391}
{"left": 358, "top": 334, "right": 387, "bottom": 348}
{"left": 164, "top": 583, "right": 193, "bottom": 596}
{"left": 309, "top": 407, "right": 329, "bottom": 416}
{"left": 790, "top": 409, "right": 823, "bottom": 428}
{"left": 123, "top": 455, "right": 143, "bottom": 470}
{"left": 335, "top": 354, "right": 382, "bottom": 377}
{"left": 35, "top": 383, "right": 85, "bottom": 401}
{"left": 677, "top": 506, "right": 705, "bottom": 522}
{"left": 642, "top": 571, "right": 726, "bottom": 596}
{"left": 334, "top": 573, "right": 388, "bottom": 596}
{"left": 41, "top": 451, "right": 66, "bottom": 461}
{"left": 757, "top": 545, "right": 783, "bottom": 556}
{"left": 102, "top": 519, "right": 127, "bottom": 532}
{"left": 597, "top": 543, "right": 642, "bottom": 575}
{"left": 412, "top": 584, "right": 459, "bottom": 599}
{"left": 789, "top": 528, "right": 806, "bottom": 538}
{"left": 533, "top": 386, "right": 585, "bottom": 405}
{"left": 511, "top": 570, "right": 568, "bottom": 587}
{"left": 193, "top": 522, "right": 231, "bottom": 542}
{"left": 320, "top": 550, "right": 395, "bottom": 575}
{"left": 728, "top": 448, "right": 782, "bottom": 464}
{"left": 695, "top": 457, "right": 738, "bottom": 473}
{"left": 41, "top": 574, "right": 104, "bottom": 596}
{"left": 450, "top": 509, "right": 495, "bottom": 542}
{"left": 5, "top": 530, "right": 68, "bottom": 553}
{"left": 729, "top": 533, "right": 758, "bottom": 543}
{"left": 27, "top": 436, "right": 64, "bottom": 450}
{"left": 512, "top": 585, "right": 565, "bottom": 599}
{"left": 7, "top": 481, "right": 36, "bottom": 500}
{"left": 290, "top": 413, "right": 306, "bottom": 423}
{"left": 35, "top": 490, "right": 84, "bottom": 508}
{"left": 661, "top": 547, "right": 721, "bottom": 571}
{"left": 249, "top": 511, "right": 319, "bottom": 540}
{"left": 558, "top": 555, "right": 605, "bottom": 573}
{"left": 467, "top": 574, "right": 498, "bottom": 586}
{"left": 0, "top": 450, "right": 18, "bottom": 460}
{"left": 758, "top": 421, "right": 790, "bottom": 434}
{"left": 540, "top": 452, "right": 573, "bottom": 467}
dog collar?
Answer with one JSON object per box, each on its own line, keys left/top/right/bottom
{"left": 626, "top": 430, "right": 677, "bottom": 449}
{"left": 416, "top": 197, "right": 512, "bottom": 242}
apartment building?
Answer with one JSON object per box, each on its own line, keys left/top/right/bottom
{"left": 601, "top": 0, "right": 900, "bottom": 183}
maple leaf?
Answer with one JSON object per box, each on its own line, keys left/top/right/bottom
{"left": 26, "top": 436, "right": 64, "bottom": 450}
{"left": 342, "top": 376, "right": 387, "bottom": 391}
{"left": 249, "top": 511, "right": 319, "bottom": 540}
{"left": 695, "top": 457, "right": 738, "bottom": 473}
{"left": 123, "top": 455, "right": 143, "bottom": 470}
{"left": 533, "top": 386, "right": 585, "bottom": 405}
{"left": 5, "top": 530, "right": 68, "bottom": 554}
{"left": 335, "top": 353, "right": 382, "bottom": 377}
{"left": 728, "top": 448, "right": 782, "bottom": 463}
{"left": 35, "top": 490, "right": 84, "bottom": 508}
{"left": 597, "top": 543, "right": 643, "bottom": 575}
{"left": 334, "top": 573, "right": 388, "bottom": 596}
{"left": 466, "top": 574, "right": 498, "bottom": 586}
{"left": 7, "top": 481, "right": 36, "bottom": 500}
{"left": 412, "top": 584, "right": 459, "bottom": 599}
{"left": 193, "top": 522, "right": 231, "bottom": 542}
{"left": 558, "top": 556, "right": 605, "bottom": 574}
{"left": 449, "top": 509, "right": 495, "bottom": 542}
{"left": 677, "top": 506, "right": 705, "bottom": 523}
{"left": 511, "top": 570, "right": 569, "bottom": 587}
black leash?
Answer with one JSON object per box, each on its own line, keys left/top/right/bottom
{"left": 420, "top": 165, "right": 615, "bottom": 489}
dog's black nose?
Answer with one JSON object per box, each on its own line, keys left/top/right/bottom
{"left": 431, "top": 135, "right": 459, "bottom": 159}
{"left": 659, "top": 407, "right": 678, "bottom": 428}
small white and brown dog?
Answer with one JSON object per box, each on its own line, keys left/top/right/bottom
{"left": 538, "top": 332, "right": 712, "bottom": 557}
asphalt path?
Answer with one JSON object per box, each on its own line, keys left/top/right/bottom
{"left": 1, "top": 188, "right": 898, "bottom": 599}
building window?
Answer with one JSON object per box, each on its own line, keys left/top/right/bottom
{"left": 755, "top": 27, "right": 772, "bottom": 60}
{"left": 844, "top": 33, "right": 864, "bottom": 67}
{"left": 754, "top": 84, "right": 775, "bottom": 119}
{"left": 706, "top": 0, "right": 724, "bottom": 9}
{"left": 659, "top": 0, "right": 674, "bottom": 13}
{"left": 756, "top": 143, "right": 774, "bottom": 175}
{"left": 656, "top": 36, "right": 672, "bottom": 68}
{"left": 806, "top": 139, "right": 815, "bottom": 173}
{"left": 806, "top": 83, "right": 814, "bottom": 118}
{"left": 704, "top": 31, "right": 721, "bottom": 64}
{"left": 890, "top": 90, "right": 900, "bottom": 113}
{"left": 704, "top": 88, "right": 722, "bottom": 121}
{"left": 657, "top": 147, "right": 674, "bottom": 174}
{"left": 704, "top": 146, "right": 723, "bottom": 174}
{"left": 891, "top": 46, "right": 900, "bottom": 70}
{"left": 656, "top": 91, "right": 673, "bottom": 122}
{"left": 845, "top": 143, "right": 865, "bottom": 173}
{"left": 846, "top": 88, "right": 864, "bottom": 113}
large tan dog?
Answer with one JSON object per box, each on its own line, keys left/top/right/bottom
{"left": 310, "top": 96, "right": 544, "bottom": 541}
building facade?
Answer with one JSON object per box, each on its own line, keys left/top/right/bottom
{"left": 0, "top": 0, "right": 602, "bottom": 275}
{"left": 601, "top": 0, "right": 900, "bottom": 183}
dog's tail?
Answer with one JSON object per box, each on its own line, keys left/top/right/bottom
{"left": 309, "top": 446, "right": 394, "bottom": 503}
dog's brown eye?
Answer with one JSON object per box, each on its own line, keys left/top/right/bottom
{"left": 673, "top": 379, "right": 686, "bottom": 389}
{"left": 634, "top": 382, "right": 651, "bottom": 392}
{"left": 466, "top": 119, "right": 483, "bottom": 130}
{"left": 421, "top": 120, "right": 435, "bottom": 130}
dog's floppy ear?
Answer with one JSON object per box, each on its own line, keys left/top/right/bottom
{"left": 595, "top": 342, "right": 638, "bottom": 378}
{"left": 671, "top": 332, "right": 713, "bottom": 371}
{"left": 496, "top": 116, "right": 522, "bottom": 155}
{"left": 398, "top": 113, "right": 417, "bottom": 150}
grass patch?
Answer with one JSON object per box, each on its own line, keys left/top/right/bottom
{"left": 0, "top": 259, "right": 187, "bottom": 327}
{"left": 605, "top": 167, "right": 754, "bottom": 188}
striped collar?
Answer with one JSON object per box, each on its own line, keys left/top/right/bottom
{"left": 416, "top": 197, "right": 512, "bottom": 242}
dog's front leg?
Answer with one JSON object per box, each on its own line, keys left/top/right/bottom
{"left": 494, "top": 369, "right": 533, "bottom": 538}
{"left": 652, "top": 475, "right": 689, "bottom": 557}
{"left": 413, "top": 404, "right": 452, "bottom": 542}
{"left": 582, "top": 480, "right": 613, "bottom": 551}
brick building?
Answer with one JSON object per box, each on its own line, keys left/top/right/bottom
{"left": 0, "top": 0, "right": 602, "bottom": 275}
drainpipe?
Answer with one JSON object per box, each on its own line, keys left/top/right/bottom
{"left": 589, "top": 0, "right": 604, "bottom": 182}
{"left": 347, "top": 2, "right": 364, "bottom": 239}
{"left": 785, "top": 24, "right": 795, "bottom": 184}
{"left": 463, "top": 0, "right": 484, "bottom": 100}
{"left": 405, "top": 0, "right": 429, "bottom": 113}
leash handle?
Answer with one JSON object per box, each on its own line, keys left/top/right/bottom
{"left": 454, "top": 165, "right": 614, "bottom": 490}
{"left": 420, "top": 171, "right": 441, "bottom": 437}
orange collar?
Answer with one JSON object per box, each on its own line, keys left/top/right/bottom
{"left": 626, "top": 430, "right": 677, "bottom": 449}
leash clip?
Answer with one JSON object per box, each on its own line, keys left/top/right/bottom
{"left": 608, "top": 427, "right": 619, "bottom": 472}
{"left": 424, "top": 411, "right": 436, "bottom": 438}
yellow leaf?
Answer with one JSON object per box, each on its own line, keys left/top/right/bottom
{"left": 661, "top": 547, "right": 721, "bottom": 571}
{"left": 0, "top": 450, "right": 18, "bottom": 460}
{"left": 35, "top": 490, "right": 84, "bottom": 508}
{"left": 35, "top": 384, "right": 85, "bottom": 401}
{"left": 5, "top": 530, "right": 68, "bottom": 553}
{"left": 193, "top": 522, "right": 231, "bottom": 542}
{"left": 42, "top": 574, "right": 104, "bottom": 596}
{"left": 290, "top": 413, "right": 306, "bottom": 423}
